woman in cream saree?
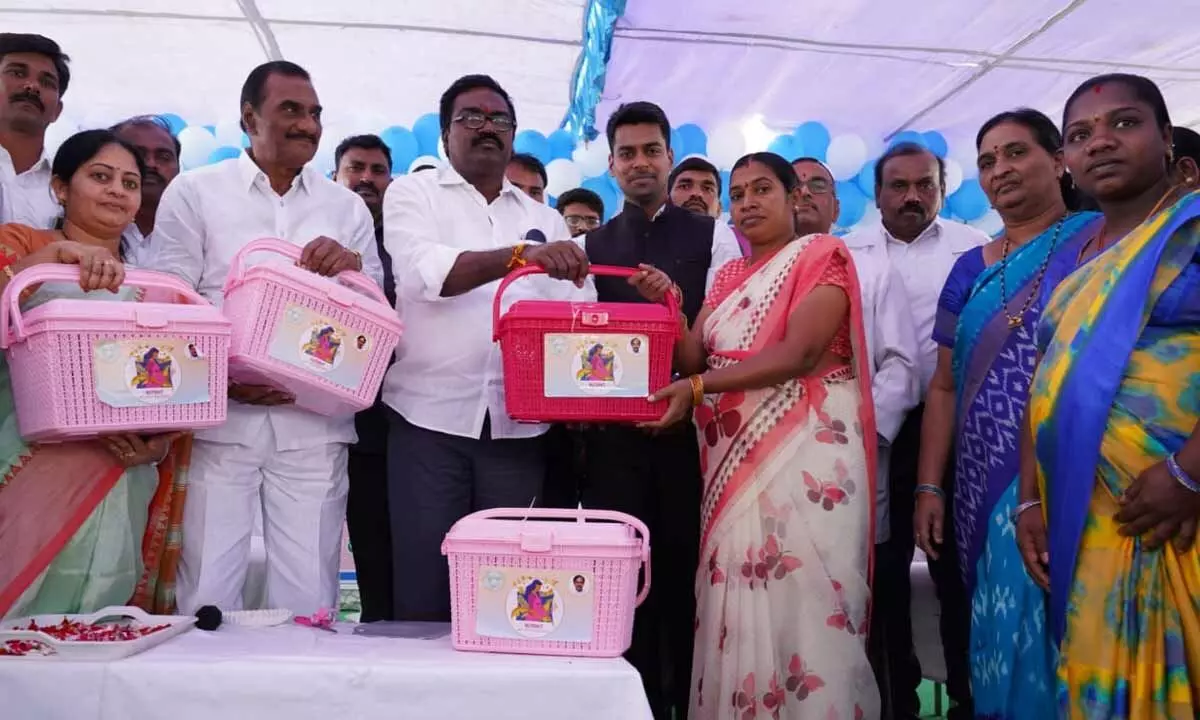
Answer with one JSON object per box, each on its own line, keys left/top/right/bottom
{"left": 645, "top": 152, "right": 878, "bottom": 719}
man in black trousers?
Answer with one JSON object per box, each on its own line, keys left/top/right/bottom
{"left": 581, "top": 102, "right": 741, "bottom": 720}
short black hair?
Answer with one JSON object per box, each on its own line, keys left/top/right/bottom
{"left": 508, "top": 153, "right": 547, "bottom": 186}
{"left": 875, "top": 141, "right": 945, "bottom": 192}
{"left": 334, "top": 134, "right": 393, "bottom": 172}
{"left": 1064, "top": 73, "right": 1170, "bottom": 131}
{"left": 0, "top": 33, "right": 70, "bottom": 95}
{"left": 439, "top": 74, "right": 516, "bottom": 135}
{"left": 606, "top": 101, "right": 671, "bottom": 151}
{"left": 110, "top": 115, "right": 181, "bottom": 158}
{"left": 669, "top": 156, "right": 720, "bottom": 193}
{"left": 52, "top": 129, "right": 147, "bottom": 188}
{"left": 240, "top": 60, "right": 311, "bottom": 129}
{"left": 556, "top": 187, "right": 604, "bottom": 217}
{"left": 1173, "top": 126, "right": 1200, "bottom": 165}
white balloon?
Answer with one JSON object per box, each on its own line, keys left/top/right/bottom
{"left": 178, "top": 126, "right": 219, "bottom": 170}
{"left": 43, "top": 119, "right": 80, "bottom": 156}
{"left": 545, "top": 158, "right": 584, "bottom": 197}
{"left": 408, "top": 155, "right": 441, "bottom": 174}
{"left": 944, "top": 158, "right": 964, "bottom": 195}
{"left": 949, "top": 143, "right": 979, "bottom": 179}
{"left": 825, "top": 134, "right": 869, "bottom": 181}
{"left": 214, "top": 119, "right": 245, "bottom": 148}
{"left": 972, "top": 208, "right": 1005, "bottom": 237}
{"left": 707, "top": 122, "right": 745, "bottom": 170}
{"left": 856, "top": 204, "right": 882, "bottom": 230}
{"left": 572, "top": 139, "right": 609, "bottom": 177}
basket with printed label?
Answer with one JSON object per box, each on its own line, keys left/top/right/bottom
{"left": 0, "top": 265, "right": 231, "bottom": 442}
{"left": 221, "top": 238, "right": 402, "bottom": 417}
{"left": 493, "top": 265, "right": 679, "bottom": 423}
{"left": 441, "top": 507, "right": 650, "bottom": 657}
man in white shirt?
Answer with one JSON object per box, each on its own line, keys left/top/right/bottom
{"left": 382, "top": 75, "right": 592, "bottom": 622}
{"left": 581, "top": 102, "right": 743, "bottom": 720}
{"left": 842, "top": 143, "right": 988, "bottom": 720}
{"left": 152, "top": 61, "right": 384, "bottom": 617}
{"left": 0, "top": 33, "right": 68, "bottom": 228}
{"left": 111, "top": 115, "right": 180, "bottom": 267}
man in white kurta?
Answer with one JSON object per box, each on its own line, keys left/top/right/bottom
{"left": 842, "top": 143, "right": 988, "bottom": 720}
{"left": 152, "top": 62, "right": 383, "bottom": 616}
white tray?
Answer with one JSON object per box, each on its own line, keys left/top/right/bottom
{"left": 0, "top": 605, "right": 195, "bottom": 661}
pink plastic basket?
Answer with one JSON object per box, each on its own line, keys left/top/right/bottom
{"left": 0, "top": 265, "right": 231, "bottom": 443}
{"left": 493, "top": 265, "right": 679, "bottom": 424}
{"left": 441, "top": 507, "right": 650, "bottom": 657}
{"left": 221, "top": 238, "right": 402, "bottom": 417}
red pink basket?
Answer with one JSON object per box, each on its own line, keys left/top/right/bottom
{"left": 221, "top": 238, "right": 401, "bottom": 418}
{"left": 492, "top": 265, "right": 679, "bottom": 423}
{"left": 0, "top": 265, "right": 231, "bottom": 443}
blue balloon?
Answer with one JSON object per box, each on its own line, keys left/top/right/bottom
{"left": 582, "top": 175, "right": 619, "bottom": 221}
{"left": 948, "top": 178, "right": 990, "bottom": 221}
{"left": 922, "top": 131, "right": 948, "bottom": 158}
{"left": 669, "top": 129, "right": 683, "bottom": 157}
{"left": 159, "top": 113, "right": 187, "bottom": 135}
{"left": 208, "top": 146, "right": 241, "bottom": 164}
{"left": 547, "top": 129, "right": 576, "bottom": 161}
{"left": 720, "top": 170, "right": 731, "bottom": 211}
{"left": 514, "top": 130, "right": 551, "bottom": 163}
{"left": 890, "top": 130, "right": 925, "bottom": 149}
{"left": 939, "top": 205, "right": 954, "bottom": 219}
{"left": 794, "top": 122, "right": 831, "bottom": 161}
{"left": 202, "top": 125, "right": 216, "bottom": 135}
{"left": 768, "top": 134, "right": 798, "bottom": 160}
{"left": 379, "top": 126, "right": 420, "bottom": 173}
{"left": 547, "top": 194, "right": 557, "bottom": 208}
{"left": 675, "top": 123, "right": 707, "bottom": 157}
{"left": 412, "top": 113, "right": 442, "bottom": 157}
{"left": 836, "top": 182, "right": 867, "bottom": 227}
{"left": 855, "top": 163, "right": 876, "bottom": 199}
{"left": 240, "top": 132, "right": 251, "bottom": 149}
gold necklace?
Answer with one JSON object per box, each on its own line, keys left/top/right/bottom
{"left": 998, "top": 217, "right": 1064, "bottom": 329}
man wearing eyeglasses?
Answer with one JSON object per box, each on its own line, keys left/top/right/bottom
{"left": 381, "top": 74, "right": 594, "bottom": 622}
{"left": 556, "top": 187, "right": 604, "bottom": 237}
{"left": 792, "top": 157, "right": 921, "bottom": 718}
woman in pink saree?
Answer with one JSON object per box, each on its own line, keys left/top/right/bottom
{"left": 643, "top": 152, "right": 879, "bottom": 719}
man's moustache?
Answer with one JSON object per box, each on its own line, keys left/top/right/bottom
{"left": 9, "top": 91, "right": 43, "bottom": 111}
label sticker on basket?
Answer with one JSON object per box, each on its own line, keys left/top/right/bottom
{"left": 543, "top": 333, "right": 650, "bottom": 398}
{"left": 93, "top": 338, "right": 211, "bottom": 407}
{"left": 475, "top": 567, "right": 594, "bottom": 642}
{"left": 266, "top": 303, "right": 370, "bottom": 390}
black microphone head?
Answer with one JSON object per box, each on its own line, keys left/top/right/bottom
{"left": 195, "top": 605, "right": 222, "bottom": 631}
{"left": 523, "top": 228, "right": 547, "bottom": 244}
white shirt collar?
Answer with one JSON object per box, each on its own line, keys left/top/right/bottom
{"left": 236, "top": 150, "right": 313, "bottom": 196}
{"left": 0, "top": 143, "right": 51, "bottom": 177}
{"left": 883, "top": 217, "right": 942, "bottom": 247}
{"left": 435, "top": 163, "right": 524, "bottom": 204}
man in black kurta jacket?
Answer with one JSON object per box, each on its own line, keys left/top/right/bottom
{"left": 581, "top": 102, "right": 742, "bottom": 720}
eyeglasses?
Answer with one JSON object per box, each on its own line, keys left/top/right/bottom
{"left": 797, "top": 178, "right": 832, "bottom": 195}
{"left": 564, "top": 214, "right": 601, "bottom": 229}
{"left": 453, "top": 111, "right": 515, "bottom": 132}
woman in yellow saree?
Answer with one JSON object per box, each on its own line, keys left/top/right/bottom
{"left": 1017, "top": 74, "right": 1200, "bottom": 718}
{"left": 0, "top": 129, "right": 191, "bottom": 619}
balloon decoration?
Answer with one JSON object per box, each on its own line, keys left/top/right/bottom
{"left": 123, "top": 110, "right": 1000, "bottom": 228}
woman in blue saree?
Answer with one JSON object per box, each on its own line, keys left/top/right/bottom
{"left": 913, "top": 108, "right": 1099, "bottom": 718}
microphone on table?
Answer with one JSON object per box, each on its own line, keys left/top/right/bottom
{"left": 523, "top": 229, "right": 547, "bottom": 244}
{"left": 195, "top": 605, "right": 222, "bottom": 631}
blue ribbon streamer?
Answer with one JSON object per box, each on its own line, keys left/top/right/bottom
{"left": 561, "top": 0, "right": 627, "bottom": 141}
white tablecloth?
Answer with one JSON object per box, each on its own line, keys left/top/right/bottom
{"left": 0, "top": 623, "right": 653, "bottom": 720}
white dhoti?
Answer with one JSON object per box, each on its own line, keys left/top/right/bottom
{"left": 176, "top": 423, "right": 349, "bottom": 616}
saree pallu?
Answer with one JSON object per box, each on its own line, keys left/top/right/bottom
{"left": 942, "top": 212, "right": 1097, "bottom": 718}
{"left": 690, "top": 235, "right": 879, "bottom": 720}
{"left": 0, "top": 224, "right": 191, "bottom": 618}
{"left": 1031, "top": 191, "right": 1200, "bottom": 718}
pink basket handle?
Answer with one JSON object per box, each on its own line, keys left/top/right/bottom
{"left": 222, "top": 237, "right": 388, "bottom": 306}
{"left": 457, "top": 507, "right": 651, "bottom": 607}
{"left": 0, "top": 265, "right": 211, "bottom": 349}
{"left": 491, "top": 264, "right": 681, "bottom": 342}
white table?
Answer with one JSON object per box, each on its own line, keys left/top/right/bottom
{"left": 0, "top": 623, "right": 653, "bottom": 720}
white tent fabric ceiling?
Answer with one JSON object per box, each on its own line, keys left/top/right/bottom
{"left": 3, "top": 1, "right": 1198, "bottom": 156}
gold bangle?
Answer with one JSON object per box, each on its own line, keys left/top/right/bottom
{"left": 2, "top": 265, "right": 13, "bottom": 281}
{"left": 688, "top": 374, "right": 705, "bottom": 407}
{"left": 507, "top": 243, "right": 528, "bottom": 270}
